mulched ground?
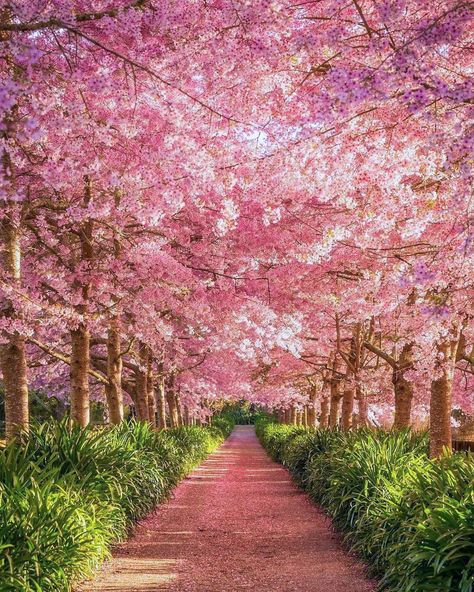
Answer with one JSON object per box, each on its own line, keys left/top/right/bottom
{"left": 82, "top": 425, "right": 376, "bottom": 591}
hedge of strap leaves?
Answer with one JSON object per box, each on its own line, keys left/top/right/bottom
{"left": 0, "top": 419, "right": 232, "bottom": 591}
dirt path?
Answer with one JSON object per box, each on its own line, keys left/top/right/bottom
{"left": 83, "top": 426, "right": 376, "bottom": 592}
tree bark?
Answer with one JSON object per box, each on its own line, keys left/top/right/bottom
{"left": 302, "top": 406, "right": 308, "bottom": 427}
{"left": 329, "top": 357, "right": 343, "bottom": 429}
{"left": 429, "top": 329, "right": 461, "bottom": 458}
{"left": 70, "top": 325, "right": 90, "bottom": 427}
{"left": 393, "top": 344, "right": 414, "bottom": 429}
{"left": 165, "top": 373, "right": 179, "bottom": 428}
{"left": 341, "top": 388, "right": 354, "bottom": 431}
{"left": 0, "top": 181, "right": 29, "bottom": 439}
{"left": 175, "top": 392, "right": 183, "bottom": 427}
{"left": 297, "top": 409, "right": 303, "bottom": 426}
{"left": 320, "top": 395, "right": 330, "bottom": 427}
{"left": 104, "top": 318, "right": 123, "bottom": 424}
{"left": 166, "top": 393, "right": 179, "bottom": 427}
{"left": 290, "top": 406, "right": 297, "bottom": 426}
{"left": 340, "top": 330, "right": 359, "bottom": 432}
{"left": 307, "top": 405, "right": 316, "bottom": 427}
{"left": 307, "top": 382, "right": 319, "bottom": 427}
{"left": 104, "top": 188, "right": 124, "bottom": 425}
{"left": 356, "top": 384, "right": 368, "bottom": 427}
{"left": 146, "top": 348, "right": 156, "bottom": 426}
{"left": 393, "top": 372, "right": 413, "bottom": 429}
{"left": 0, "top": 17, "right": 29, "bottom": 440}
{"left": 134, "top": 343, "right": 150, "bottom": 421}
{"left": 329, "top": 392, "right": 342, "bottom": 428}
{"left": 70, "top": 177, "right": 93, "bottom": 426}
{"left": 184, "top": 406, "right": 191, "bottom": 426}
{"left": 1, "top": 331, "right": 29, "bottom": 439}
{"left": 156, "top": 374, "right": 167, "bottom": 430}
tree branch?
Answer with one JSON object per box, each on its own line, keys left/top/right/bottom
{"left": 0, "top": 1, "right": 148, "bottom": 31}
{"left": 28, "top": 337, "right": 109, "bottom": 384}
{"left": 363, "top": 340, "right": 397, "bottom": 368}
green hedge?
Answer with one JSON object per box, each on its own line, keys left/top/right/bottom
{"left": 256, "top": 418, "right": 474, "bottom": 592}
{"left": 214, "top": 403, "right": 266, "bottom": 425}
{"left": 0, "top": 419, "right": 232, "bottom": 591}
{"left": 210, "top": 413, "right": 236, "bottom": 435}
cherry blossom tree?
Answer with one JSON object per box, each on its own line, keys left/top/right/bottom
{"left": 0, "top": 0, "right": 472, "bottom": 456}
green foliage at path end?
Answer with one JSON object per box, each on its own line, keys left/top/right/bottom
{"left": 256, "top": 418, "right": 474, "bottom": 592}
{"left": 215, "top": 402, "right": 266, "bottom": 426}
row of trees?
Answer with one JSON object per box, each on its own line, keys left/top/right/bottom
{"left": 0, "top": 1, "right": 472, "bottom": 456}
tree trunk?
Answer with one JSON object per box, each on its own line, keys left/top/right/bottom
{"left": 297, "top": 409, "right": 303, "bottom": 426}
{"left": 1, "top": 332, "right": 29, "bottom": 439}
{"left": 184, "top": 406, "right": 191, "bottom": 426}
{"left": 329, "top": 377, "right": 343, "bottom": 428}
{"left": 175, "top": 392, "right": 183, "bottom": 427}
{"left": 329, "top": 392, "right": 342, "bottom": 428}
{"left": 430, "top": 376, "right": 452, "bottom": 458}
{"left": 329, "top": 355, "right": 343, "bottom": 428}
{"left": 307, "top": 405, "right": 316, "bottom": 427}
{"left": 393, "top": 344, "right": 414, "bottom": 429}
{"left": 429, "top": 330, "right": 461, "bottom": 458}
{"left": 0, "top": 207, "right": 29, "bottom": 439}
{"left": 70, "top": 177, "right": 94, "bottom": 427}
{"left": 290, "top": 406, "right": 297, "bottom": 426}
{"left": 146, "top": 349, "right": 156, "bottom": 426}
{"left": 104, "top": 318, "right": 123, "bottom": 424}
{"left": 156, "top": 374, "right": 167, "bottom": 430}
{"left": 70, "top": 325, "right": 90, "bottom": 427}
{"left": 320, "top": 396, "right": 330, "bottom": 427}
{"left": 166, "top": 392, "right": 179, "bottom": 428}
{"left": 0, "top": 32, "right": 29, "bottom": 440}
{"left": 105, "top": 188, "right": 124, "bottom": 425}
{"left": 356, "top": 385, "right": 368, "bottom": 427}
{"left": 165, "top": 374, "right": 179, "bottom": 428}
{"left": 341, "top": 388, "right": 354, "bottom": 431}
{"left": 302, "top": 406, "right": 308, "bottom": 427}
{"left": 393, "top": 372, "right": 413, "bottom": 429}
{"left": 134, "top": 344, "right": 150, "bottom": 422}
{"left": 307, "top": 383, "right": 319, "bottom": 427}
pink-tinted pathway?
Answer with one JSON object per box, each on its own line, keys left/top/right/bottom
{"left": 83, "top": 426, "right": 376, "bottom": 592}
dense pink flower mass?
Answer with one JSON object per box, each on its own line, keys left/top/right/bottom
{"left": 0, "top": 1, "right": 473, "bottom": 452}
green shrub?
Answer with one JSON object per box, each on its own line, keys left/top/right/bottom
{"left": 381, "top": 453, "right": 474, "bottom": 592}
{"left": 0, "top": 419, "right": 228, "bottom": 591}
{"left": 257, "top": 421, "right": 474, "bottom": 592}
{"left": 255, "top": 419, "right": 305, "bottom": 462}
{"left": 218, "top": 403, "right": 263, "bottom": 425}
{"left": 210, "top": 415, "right": 235, "bottom": 439}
